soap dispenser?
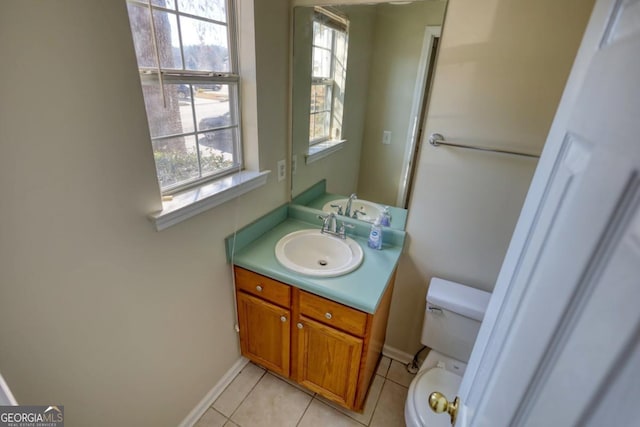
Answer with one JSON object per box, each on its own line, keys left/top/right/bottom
{"left": 367, "top": 216, "right": 383, "bottom": 250}
{"left": 380, "top": 207, "right": 391, "bottom": 227}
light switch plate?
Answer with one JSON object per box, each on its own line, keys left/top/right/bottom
{"left": 382, "top": 130, "right": 392, "bottom": 145}
{"left": 277, "top": 159, "right": 286, "bottom": 182}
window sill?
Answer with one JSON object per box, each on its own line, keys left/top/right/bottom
{"left": 149, "top": 170, "right": 270, "bottom": 231}
{"left": 305, "top": 139, "right": 346, "bottom": 164}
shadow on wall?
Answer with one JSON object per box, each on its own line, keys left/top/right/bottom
{"left": 386, "top": 243, "right": 432, "bottom": 354}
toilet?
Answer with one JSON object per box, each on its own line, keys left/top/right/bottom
{"left": 404, "top": 277, "right": 491, "bottom": 427}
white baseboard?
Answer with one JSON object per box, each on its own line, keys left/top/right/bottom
{"left": 382, "top": 345, "right": 414, "bottom": 364}
{"left": 179, "top": 356, "right": 249, "bottom": 427}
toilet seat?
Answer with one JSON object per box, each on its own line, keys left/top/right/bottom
{"left": 405, "top": 367, "right": 462, "bottom": 427}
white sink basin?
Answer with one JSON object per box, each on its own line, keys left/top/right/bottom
{"left": 322, "top": 199, "right": 384, "bottom": 223}
{"left": 275, "top": 229, "right": 364, "bottom": 277}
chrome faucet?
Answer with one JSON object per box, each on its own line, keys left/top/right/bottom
{"left": 318, "top": 213, "right": 354, "bottom": 239}
{"left": 320, "top": 212, "right": 338, "bottom": 234}
{"left": 344, "top": 193, "right": 357, "bottom": 217}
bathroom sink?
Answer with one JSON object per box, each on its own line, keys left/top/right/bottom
{"left": 275, "top": 229, "right": 364, "bottom": 277}
{"left": 322, "top": 199, "right": 384, "bottom": 223}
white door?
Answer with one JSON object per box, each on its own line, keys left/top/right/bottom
{"left": 429, "top": 0, "right": 640, "bottom": 425}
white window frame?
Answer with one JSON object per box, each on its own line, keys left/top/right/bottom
{"left": 127, "top": 0, "right": 270, "bottom": 230}
{"left": 126, "top": 0, "right": 243, "bottom": 195}
{"left": 309, "top": 8, "right": 348, "bottom": 147}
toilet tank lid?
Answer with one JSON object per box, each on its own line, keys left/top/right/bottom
{"left": 427, "top": 278, "right": 491, "bottom": 321}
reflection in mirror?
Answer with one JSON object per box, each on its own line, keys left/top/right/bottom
{"left": 291, "top": 1, "right": 447, "bottom": 212}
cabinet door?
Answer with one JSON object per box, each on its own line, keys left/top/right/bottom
{"left": 295, "top": 316, "right": 363, "bottom": 408}
{"left": 237, "top": 291, "right": 290, "bottom": 377}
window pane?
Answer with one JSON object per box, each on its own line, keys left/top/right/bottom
{"left": 313, "top": 22, "right": 332, "bottom": 49}
{"left": 312, "top": 47, "right": 331, "bottom": 78}
{"left": 152, "top": 135, "right": 200, "bottom": 189}
{"left": 310, "top": 84, "right": 331, "bottom": 113}
{"left": 199, "top": 128, "right": 237, "bottom": 174}
{"left": 178, "top": 0, "right": 226, "bottom": 22}
{"left": 310, "top": 112, "right": 330, "bottom": 141}
{"left": 153, "top": 10, "right": 183, "bottom": 69}
{"left": 142, "top": 83, "right": 196, "bottom": 137}
{"left": 334, "top": 31, "right": 348, "bottom": 82}
{"left": 337, "top": 31, "right": 348, "bottom": 57}
{"left": 180, "top": 16, "right": 229, "bottom": 72}
{"left": 151, "top": 0, "right": 176, "bottom": 9}
{"left": 195, "top": 87, "right": 232, "bottom": 133}
{"left": 127, "top": 3, "right": 158, "bottom": 69}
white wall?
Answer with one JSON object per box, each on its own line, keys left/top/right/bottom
{"left": 0, "top": 1, "right": 289, "bottom": 426}
{"left": 357, "top": 1, "right": 446, "bottom": 206}
{"left": 385, "top": 0, "right": 595, "bottom": 354}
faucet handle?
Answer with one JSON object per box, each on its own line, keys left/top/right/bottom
{"left": 352, "top": 208, "right": 366, "bottom": 219}
{"left": 330, "top": 204, "right": 344, "bottom": 215}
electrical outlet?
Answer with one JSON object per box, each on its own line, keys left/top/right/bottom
{"left": 277, "top": 159, "right": 286, "bottom": 182}
{"left": 292, "top": 155, "right": 298, "bottom": 175}
{"left": 382, "top": 130, "right": 392, "bottom": 145}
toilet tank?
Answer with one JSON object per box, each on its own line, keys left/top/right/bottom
{"left": 421, "top": 278, "right": 491, "bottom": 363}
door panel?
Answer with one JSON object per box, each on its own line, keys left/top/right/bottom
{"left": 295, "top": 316, "right": 362, "bottom": 408}
{"left": 237, "top": 292, "right": 290, "bottom": 377}
{"left": 455, "top": 0, "right": 640, "bottom": 425}
{"left": 522, "top": 183, "right": 640, "bottom": 426}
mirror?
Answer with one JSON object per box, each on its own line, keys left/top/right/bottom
{"left": 291, "top": 1, "right": 447, "bottom": 211}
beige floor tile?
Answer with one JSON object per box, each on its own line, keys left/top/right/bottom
{"left": 376, "top": 356, "right": 391, "bottom": 377}
{"left": 231, "top": 373, "right": 312, "bottom": 427}
{"left": 298, "top": 400, "right": 365, "bottom": 427}
{"left": 268, "top": 370, "right": 315, "bottom": 396}
{"left": 195, "top": 408, "right": 227, "bottom": 427}
{"left": 213, "top": 362, "right": 265, "bottom": 417}
{"left": 369, "top": 380, "right": 408, "bottom": 427}
{"left": 386, "top": 359, "right": 415, "bottom": 387}
{"left": 317, "top": 374, "right": 385, "bottom": 425}
{"left": 223, "top": 421, "right": 239, "bottom": 427}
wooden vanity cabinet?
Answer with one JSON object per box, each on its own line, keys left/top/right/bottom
{"left": 235, "top": 268, "right": 291, "bottom": 377}
{"left": 294, "top": 314, "right": 363, "bottom": 407}
{"left": 234, "top": 266, "right": 395, "bottom": 412}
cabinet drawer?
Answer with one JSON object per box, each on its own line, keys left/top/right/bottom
{"left": 299, "top": 291, "right": 368, "bottom": 337}
{"left": 235, "top": 267, "right": 290, "bottom": 308}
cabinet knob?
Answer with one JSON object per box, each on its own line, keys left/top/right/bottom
{"left": 297, "top": 322, "right": 303, "bottom": 329}
{"left": 280, "top": 316, "right": 287, "bottom": 323}
{"left": 325, "top": 312, "right": 333, "bottom": 320}
{"left": 256, "top": 285, "right": 263, "bottom": 292}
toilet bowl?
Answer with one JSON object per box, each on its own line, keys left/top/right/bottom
{"left": 405, "top": 362, "right": 461, "bottom": 427}
{"left": 404, "top": 278, "right": 491, "bottom": 427}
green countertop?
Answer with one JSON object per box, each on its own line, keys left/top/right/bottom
{"left": 228, "top": 206, "right": 405, "bottom": 314}
{"left": 292, "top": 180, "right": 408, "bottom": 230}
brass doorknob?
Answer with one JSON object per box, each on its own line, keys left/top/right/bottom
{"left": 428, "top": 391, "right": 460, "bottom": 425}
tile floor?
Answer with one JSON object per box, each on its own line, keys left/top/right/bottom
{"left": 194, "top": 356, "right": 416, "bottom": 427}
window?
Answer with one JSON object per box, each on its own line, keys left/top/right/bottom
{"left": 309, "top": 8, "right": 348, "bottom": 145}
{"left": 126, "top": 0, "right": 241, "bottom": 193}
